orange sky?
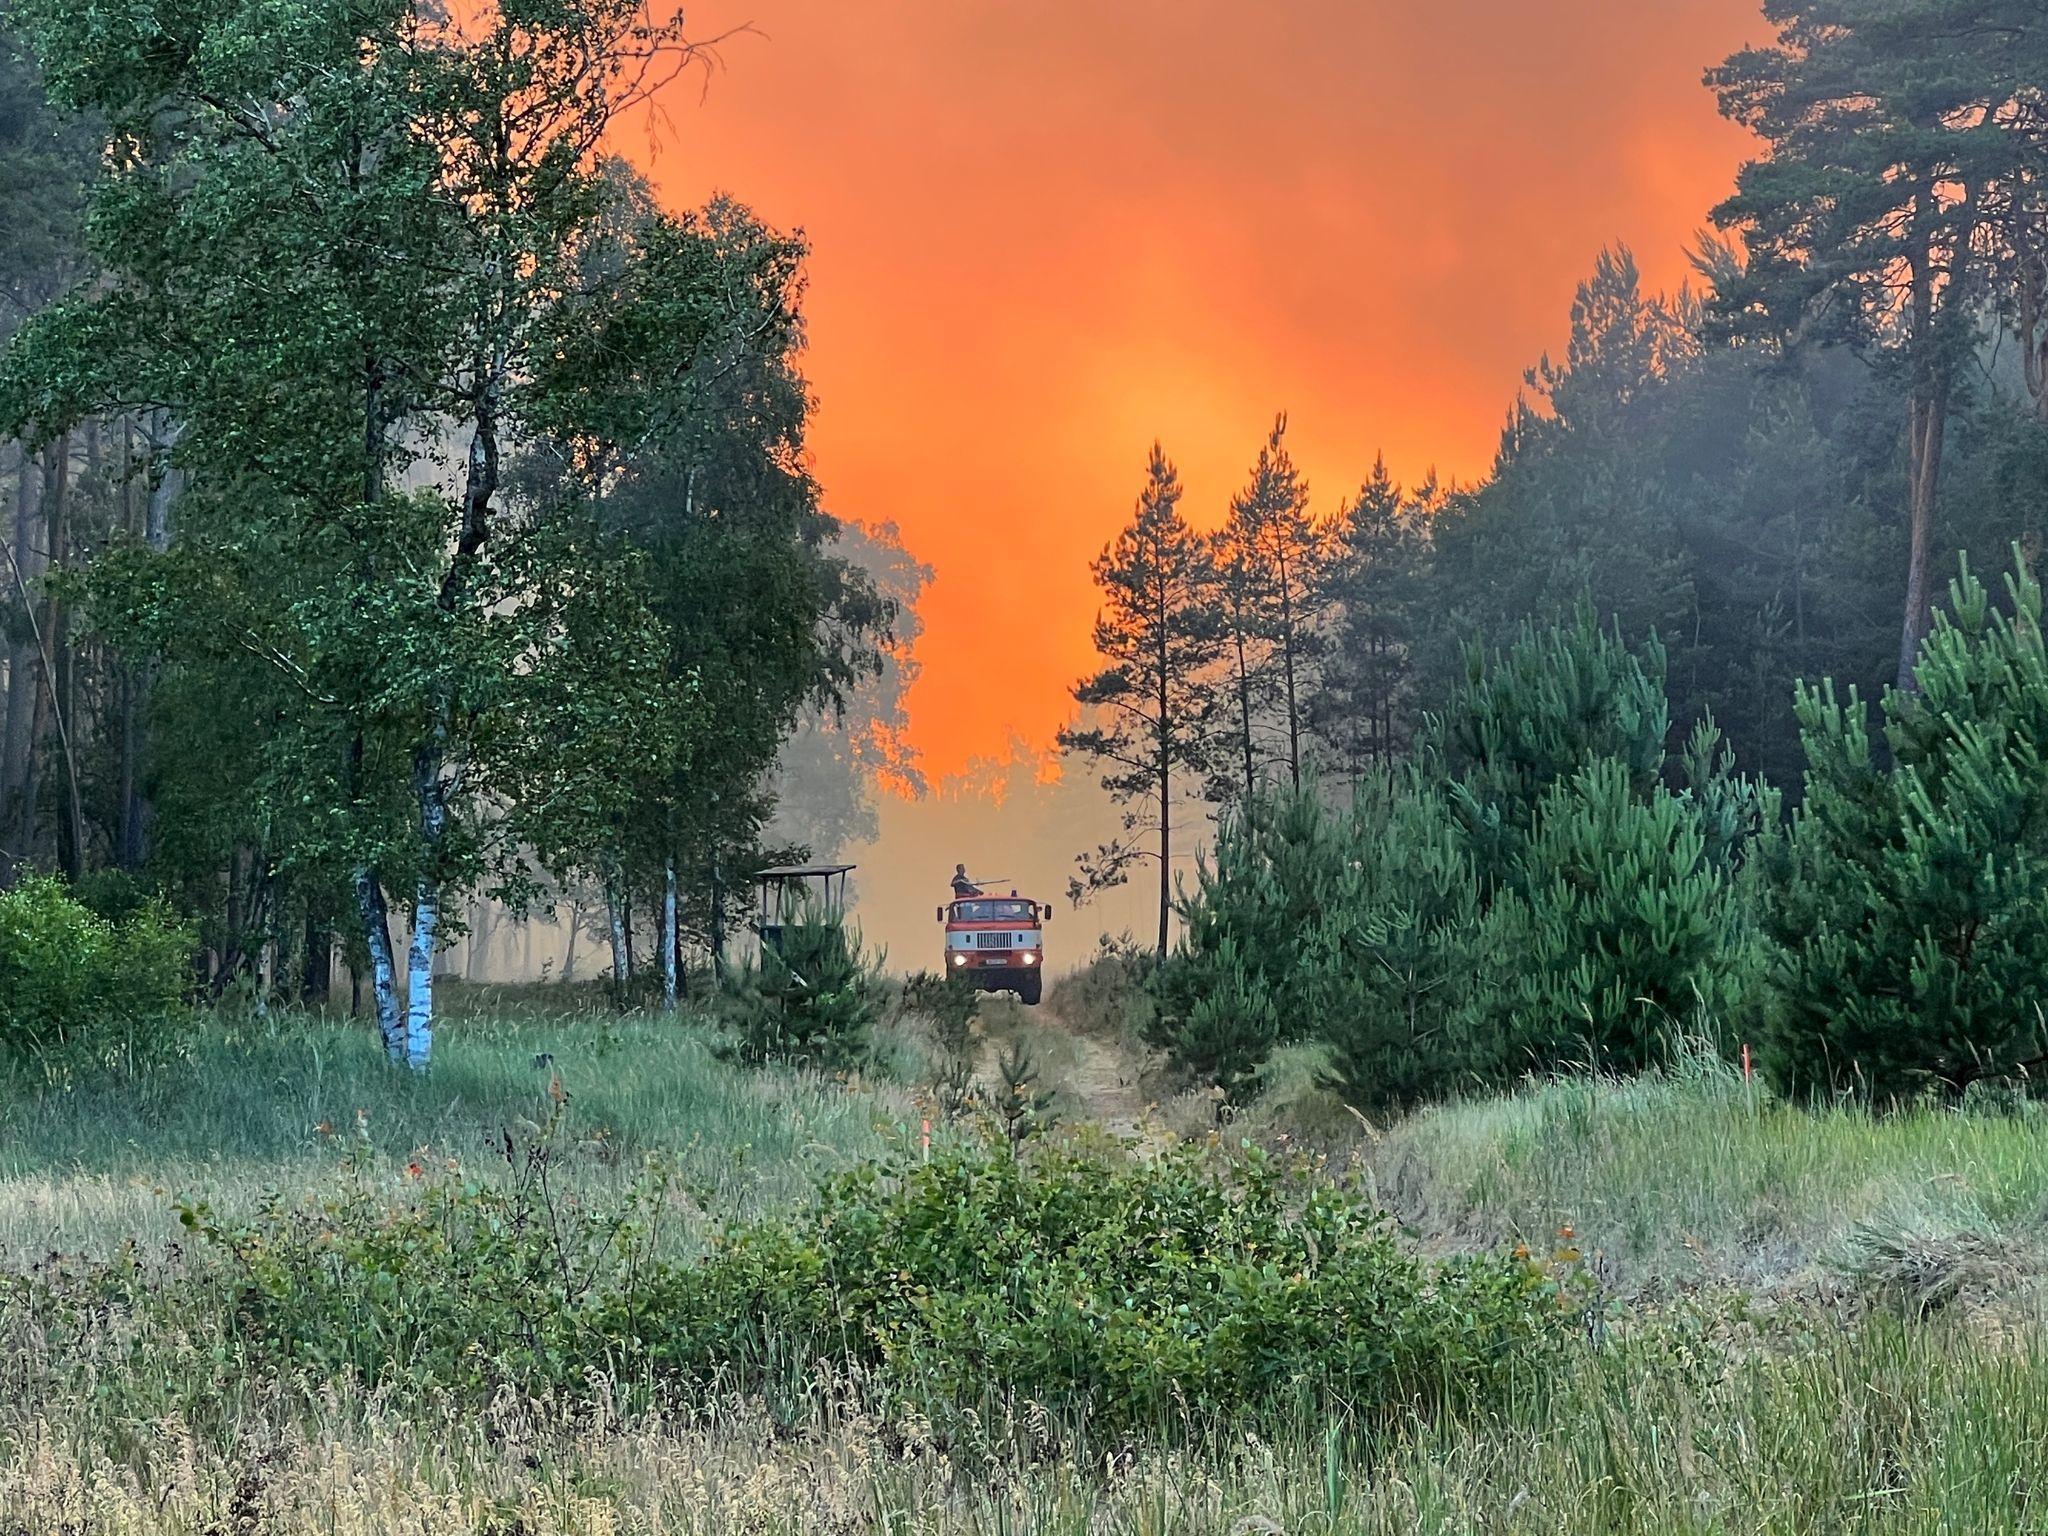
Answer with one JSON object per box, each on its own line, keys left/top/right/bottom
{"left": 638, "top": 0, "right": 1764, "bottom": 781}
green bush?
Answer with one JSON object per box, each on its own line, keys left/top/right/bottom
{"left": 1762, "top": 549, "right": 2048, "bottom": 1102}
{"left": 723, "top": 915, "right": 880, "bottom": 1072}
{"left": 1318, "top": 772, "right": 1499, "bottom": 1114}
{"left": 54, "top": 1132, "right": 1569, "bottom": 1442}
{"left": 1166, "top": 614, "right": 1775, "bottom": 1114}
{"left": 1498, "top": 732, "right": 1768, "bottom": 1074}
{"left": 1433, "top": 602, "right": 1670, "bottom": 884}
{"left": 0, "top": 874, "right": 193, "bottom": 1070}
{"left": 1044, "top": 933, "right": 1156, "bottom": 1045}
{"left": 668, "top": 1139, "right": 1570, "bottom": 1435}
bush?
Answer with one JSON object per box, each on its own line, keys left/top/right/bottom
{"left": 1762, "top": 549, "right": 2048, "bottom": 1102}
{"left": 1497, "top": 733, "right": 1768, "bottom": 1074}
{"left": 0, "top": 874, "right": 193, "bottom": 1071}
{"left": 1433, "top": 602, "right": 1670, "bottom": 884}
{"left": 1167, "top": 615, "right": 1776, "bottom": 1115}
{"left": 1044, "top": 932, "right": 1156, "bottom": 1045}
{"left": 55, "top": 1131, "right": 1571, "bottom": 1443}
{"left": 674, "top": 1139, "right": 1570, "bottom": 1435}
{"left": 723, "top": 916, "right": 881, "bottom": 1072}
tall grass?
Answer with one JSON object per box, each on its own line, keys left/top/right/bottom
{"left": 1377, "top": 1051, "right": 2048, "bottom": 1293}
{"left": 1, "top": 1318, "right": 2041, "bottom": 1533}
{"left": 5, "top": 996, "right": 2048, "bottom": 1531}
{"left": 0, "top": 1003, "right": 909, "bottom": 1260}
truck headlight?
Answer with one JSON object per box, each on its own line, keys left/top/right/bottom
{"left": 1020, "top": 952, "right": 1038, "bottom": 965}
{"left": 951, "top": 952, "right": 968, "bottom": 967}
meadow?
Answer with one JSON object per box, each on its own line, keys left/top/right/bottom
{"left": 2, "top": 986, "right": 2045, "bottom": 1535}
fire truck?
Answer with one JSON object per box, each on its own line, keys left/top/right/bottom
{"left": 937, "top": 888, "right": 1052, "bottom": 1005}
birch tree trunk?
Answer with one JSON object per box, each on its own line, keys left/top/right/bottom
{"left": 605, "top": 864, "right": 629, "bottom": 1008}
{"left": 661, "top": 856, "right": 679, "bottom": 1012}
{"left": 403, "top": 741, "right": 447, "bottom": 1070}
{"left": 354, "top": 869, "right": 404, "bottom": 1058}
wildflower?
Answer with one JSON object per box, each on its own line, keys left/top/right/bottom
{"left": 548, "top": 1075, "right": 566, "bottom": 1105}
{"left": 315, "top": 1121, "right": 333, "bottom": 1138}
{"left": 1558, "top": 1223, "right": 1575, "bottom": 1241}
{"left": 406, "top": 1160, "right": 425, "bottom": 1179}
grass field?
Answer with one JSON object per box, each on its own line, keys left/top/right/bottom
{"left": 3, "top": 994, "right": 2046, "bottom": 1534}
{"left": 0, "top": 988, "right": 911, "bottom": 1264}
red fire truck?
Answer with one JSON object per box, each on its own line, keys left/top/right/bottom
{"left": 936, "top": 889, "right": 1052, "bottom": 1005}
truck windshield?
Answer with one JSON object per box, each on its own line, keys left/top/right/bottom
{"left": 952, "top": 899, "right": 1036, "bottom": 921}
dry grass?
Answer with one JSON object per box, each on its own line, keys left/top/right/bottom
{"left": 7, "top": 1002, "right": 2048, "bottom": 1532}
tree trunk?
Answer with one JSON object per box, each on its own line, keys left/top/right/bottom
{"left": 622, "top": 886, "right": 637, "bottom": 982}
{"left": 662, "top": 856, "right": 679, "bottom": 1012}
{"left": 11, "top": 433, "right": 74, "bottom": 876}
{"left": 1897, "top": 388, "right": 1949, "bottom": 691}
{"left": 605, "top": 865, "right": 629, "bottom": 1009}
{"left": 405, "top": 876, "right": 438, "bottom": 1070}
{"left": 1, "top": 446, "right": 41, "bottom": 878}
{"left": 302, "top": 908, "right": 332, "bottom": 1006}
{"left": 1277, "top": 547, "right": 1300, "bottom": 788}
{"left": 710, "top": 857, "right": 726, "bottom": 988}
{"left": 403, "top": 743, "right": 446, "bottom": 1070}
{"left": 562, "top": 893, "right": 581, "bottom": 983}
{"left": 354, "top": 869, "right": 403, "bottom": 1057}
{"left": 1230, "top": 593, "right": 1256, "bottom": 804}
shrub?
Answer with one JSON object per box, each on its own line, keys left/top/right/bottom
{"left": 1762, "top": 549, "right": 2048, "bottom": 1102}
{"left": 1168, "top": 614, "right": 1775, "bottom": 1114}
{"left": 902, "top": 967, "right": 981, "bottom": 1116}
{"left": 723, "top": 915, "right": 881, "bottom": 1072}
{"left": 1498, "top": 736, "right": 1767, "bottom": 1073}
{"left": 1045, "top": 933, "right": 1156, "bottom": 1045}
{"left": 1314, "top": 773, "right": 1500, "bottom": 1113}
{"left": 1432, "top": 602, "right": 1670, "bottom": 884}
{"left": 647, "top": 1138, "right": 1569, "bottom": 1435}
{"left": 0, "top": 874, "right": 192, "bottom": 1071}
{"left": 78, "top": 1132, "right": 1569, "bottom": 1442}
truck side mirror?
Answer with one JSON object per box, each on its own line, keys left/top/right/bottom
{"left": 935, "top": 905, "right": 944, "bottom": 922}
{"left": 1042, "top": 904, "right": 1053, "bottom": 922}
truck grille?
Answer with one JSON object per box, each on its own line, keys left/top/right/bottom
{"left": 974, "top": 931, "right": 1015, "bottom": 949}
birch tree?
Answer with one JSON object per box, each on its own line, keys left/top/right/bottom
{"left": 2, "top": 0, "right": 729, "bottom": 1064}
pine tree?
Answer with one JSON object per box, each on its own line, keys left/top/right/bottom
{"left": 1314, "top": 455, "right": 1429, "bottom": 778}
{"left": 1762, "top": 547, "right": 2048, "bottom": 1101}
{"left": 1709, "top": 0, "right": 2040, "bottom": 688}
{"left": 1210, "top": 414, "right": 1325, "bottom": 800}
{"left": 1058, "top": 445, "right": 1223, "bottom": 954}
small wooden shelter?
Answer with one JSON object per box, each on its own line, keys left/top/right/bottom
{"left": 753, "top": 863, "right": 855, "bottom": 955}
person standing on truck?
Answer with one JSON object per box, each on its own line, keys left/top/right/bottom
{"left": 951, "top": 863, "right": 982, "bottom": 898}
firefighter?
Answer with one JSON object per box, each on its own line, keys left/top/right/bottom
{"left": 951, "top": 863, "right": 982, "bottom": 898}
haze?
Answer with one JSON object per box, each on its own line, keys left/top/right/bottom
{"left": 622, "top": 0, "right": 1764, "bottom": 957}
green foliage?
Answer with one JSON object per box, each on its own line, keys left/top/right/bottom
{"left": 1762, "top": 549, "right": 2048, "bottom": 1102}
{"left": 0, "top": 874, "right": 191, "bottom": 1069}
{"left": 903, "top": 967, "right": 980, "bottom": 1118}
{"left": 1317, "top": 775, "right": 1498, "bottom": 1114}
{"left": 724, "top": 917, "right": 881, "bottom": 1072}
{"left": 652, "top": 1139, "right": 1567, "bottom": 1436}
{"left": 1432, "top": 602, "right": 1670, "bottom": 882}
{"left": 33, "top": 1121, "right": 1568, "bottom": 1442}
{"left": 1169, "top": 615, "right": 1775, "bottom": 1113}
{"left": 1497, "top": 750, "right": 1760, "bottom": 1073}
{"left": 170, "top": 1102, "right": 664, "bottom": 1400}
{"left": 1045, "top": 933, "right": 1157, "bottom": 1047}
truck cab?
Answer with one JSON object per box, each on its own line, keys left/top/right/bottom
{"left": 937, "top": 892, "right": 1052, "bottom": 1005}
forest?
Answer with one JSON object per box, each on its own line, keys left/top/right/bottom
{"left": 4, "top": 0, "right": 2048, "bottom": 1532}
{"left": 1062, "top": 8, "right": 2048, "bottom": 1111}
